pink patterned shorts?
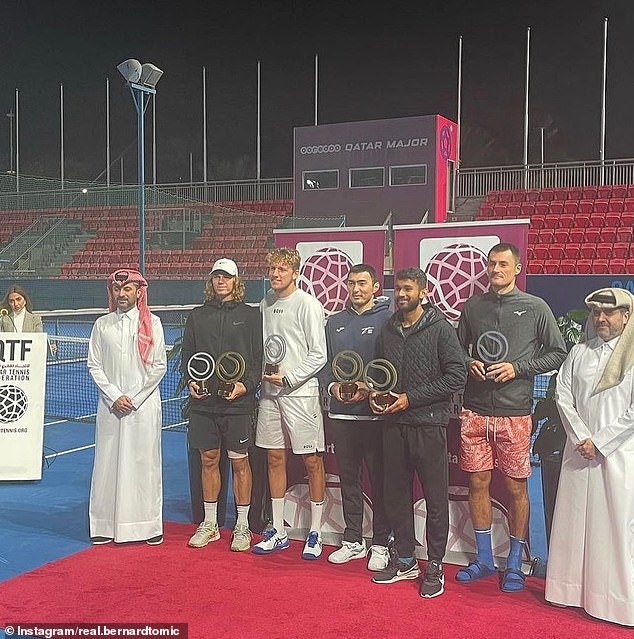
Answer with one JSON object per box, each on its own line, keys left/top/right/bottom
{"left": 459, "top": 409, "right": 532, "bottom": 479}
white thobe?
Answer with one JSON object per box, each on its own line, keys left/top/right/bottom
{"left": 87, "top": 307, "right": 167, "bottom": 542}
{"left": 546, "top": 335, "right": 634, "bottom": 626}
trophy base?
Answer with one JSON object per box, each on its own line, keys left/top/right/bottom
{"left": 375, "top": 392, "right": 397, "bottom": 408}
{"left": 196, "top": 380, "right": 212, "bottom": 396}
{"left": 218, "top": 382, "right": 235, "bottom": 398}
{"left": 339, "top": 382, "right": 358, "bottom": 401}
{"left": 264, "top": 363, "right": 280, "bottom": 376}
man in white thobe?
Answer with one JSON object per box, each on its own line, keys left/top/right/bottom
{"left": 87, "top": 269, "right": 167, "bottom": 545}
{"left": 546, "top": 287, "right": 634, "bottom": 626}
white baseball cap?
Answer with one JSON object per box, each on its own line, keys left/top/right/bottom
{"left": 210, "top": 258, "right": 238, "bottom": 277}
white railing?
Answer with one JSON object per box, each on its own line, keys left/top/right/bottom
{"left": 456, "top": 158, "right": 634, "bottom": 198}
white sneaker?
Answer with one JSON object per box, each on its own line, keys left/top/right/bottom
{"left": 188, "top": 521, "right": 220, "bottom": 548}
{"left": 302, "top": 530, "right": 323, "bottom": 560}
{"left": 368, "top": 544, "right": 390, "bottom": 571}
{"left": 252, "top": 527, "right": 290, "bottom": 554}
{"left": 230, "top": 523, "right": 252, "bottom": 552}
{"left": 328, "top": 540, "right": 367, "bottom": 564}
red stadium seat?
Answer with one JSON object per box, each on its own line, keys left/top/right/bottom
{"left": 593, "top": 259, "right": 609, "bottom": 274}
{"left": 608, "top": 198, "right": 624, "bottom": 213}
{"left": 582, "top": 186, "right": 599, "bottom": 199}
{"left": 549, "top": 244, "right": 565, "bottom": 260}
{"left": 485, "top": 191, "right": 500, "bottom": 204}
{"left": 511, "top": 190, "right": 526, "bottom": 202}
{"left": 554, "top": 188, "right": 568, "bottom": 201}
{"left": 612, "top": 259, "right": 627, "bottom": 273}
{"left": 527, "top": 261, "right": 544, "bottom": 274}
{"left": 533, "top": 246, "right": 550, "bottom": 260}
{"left": 579, "top": 244, "right": 597, "bottom": 259}
{"left": 585, "top": 228, "right": 601, "bottom": 243}
{"left": 525, "top": 189, "right": 541, "bottom": 201}
{"left": 578, "top": 200, "right": 594, "bottom": 214}
{"left": 605, "top": 212, "right": 622, "bottom": 227}
{"left": 592, "top": 199, "right": 609, "bottom": 214}
{"left": 558, "top": 214, "right": 575, "bottom": 229}
{"left": 520, "top": 202, "right": 535, "bottom": 217}
{"left": 493, "top": 203, "right": 507, "bottom": 217}
{"left": 530, "top": 215, "right": 545, "bottom": 230}
{"left": 612, "top": 185, "right": 628, "bottom": 198}
{"left": 559, "top": 259, "right": 576, "bottom": 274}
{"left": 568, "top": 186, "right": 583, "bottom": 200}
{"left": 562, "top": 201, "right": 578, "bottom": 215}
{"left": 534, "top": 202, "right": 550, "bottom": 216}
{"left": 564, "top": 243, "right": 581, "bottom": 259}
{"left": 627, "top": 185, "right": 634, "bottom": 198}
{"left": 613, "top": 243, "right": 630, "bottom": 259}
{"left": 596, "top": 243, "right": 612, "bottom": 259}
{"left": 528, "top": 230, "right": 539, "bottom": 244}
{"left": 540, "top": 188, "right": 556, "bottom": 201}
{"left": 627, "top": 259, "right": 634, "bottom": 273}
{"left": 538, "top": 229, "right": 554, "bottom": 244}
{"left": 599, "top": 227, "right": 617, "bottom": 243}
{"left": 498, "top": 192, "right": 513, "bottom": 203}
{"left": 597, "top": 185, "right": 613, "bottom": 199}
{"left": 542, "top": 216, "right": 559, "bottom": 229}
{"left": 543, "top": 260, "right": 560, "bottom": 274}
{"left": 507, "top": 203, "right": 521, "bottom": 217}
{"left": 588, "top": 213, "right": 606, "bottom": 228}
{"left": 621, "top": 212, "right": 634, "bottom": 226}
{"left": 549, "top": 201, "right": 564, "bottom": 216}
{"left": 616, "top": 228, "right": 633, "bottom": 243}
{"left": 553, "top": 229, "right": 569, "bottom": 243}
{"left": 576, "top": 260, "right": 593, "bottom": 274}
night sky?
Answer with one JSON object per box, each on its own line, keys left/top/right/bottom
{"left": 1, "top": 0, "right": 633, "bottom": 184}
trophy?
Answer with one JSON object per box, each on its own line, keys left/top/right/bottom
{"left": 186, "top": 352, "right": 216, "bottom": 395}
{"left": 332, "top": 350, "right": 365, "bottom": 401}
{"left": 363, "top": 358, "right": 398, "bottom": 408}
{"left": 475, "top": 330, "right": 510, "bottom": 380}
{"left": 216, "top": 351, "right": 247, "bottom": 398}
{"left": 264, "top": 334, "right": 287, "bottom": 375}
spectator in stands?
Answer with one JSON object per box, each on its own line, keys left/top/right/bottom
{"left": 253, "top": 247, "right": 328, "bottom": 560}
{"left": 456, "top": 242, "right": 566, "bottom": 592}
{"left": 320, "top": 263, "right": 391, "bottom": 571}
{"left": 546, "top": 287, "right": 634, "bottom": 626}
{"left": 0, "top": 284, "right": 43, "bottom": 332}
{"left": 369, "top": 267, "right": 466, "bottom": 598}
{"left": 87, "top": 269, "right": 167, "bottom": 546}
{"left": 182, "top": 258, "right": 262, "bottom": 552}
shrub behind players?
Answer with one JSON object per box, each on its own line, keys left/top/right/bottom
{"left": 253, "top": 248, "right": 328, "bottom": 559}
{"left": 456, "top": 242, "right": 566, "bottom": 592}
{"left": 320, "top": 263, "right": 391, "bottom": 571}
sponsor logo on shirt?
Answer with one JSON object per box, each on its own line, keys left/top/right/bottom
{"left": 273, "top": 309, "right": 284, "bottom": 314}
{"left": 361, "top": 326, "right": 375, "bottom": 334}
{"left": 336, "top": 326, "right": 345, "bottom": 332}
{"left": 233, "top": 321, "right": 245, "bottom": 326}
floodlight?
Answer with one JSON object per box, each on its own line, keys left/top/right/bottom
{"left": 117, "top": 59, "right": 142, "bottom": 83}
{"left": 140, "top": 63, "right": 163, "bottom": 89}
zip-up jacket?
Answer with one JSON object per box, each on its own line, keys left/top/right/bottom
{"left": 320, "top": 297, "right": 392, "bottom": 418}
{"left": 380, "top": 304, "right": 467, "bottom": 426}
{"left": 181, "top": 299, "right": 262, "bottom": 415}
{"left": 457, "top": 287, "right": 567, "bottom": 417}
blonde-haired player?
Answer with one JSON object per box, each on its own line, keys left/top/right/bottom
{"left": 253, "top": 247, "right": 328, "bottom": 559}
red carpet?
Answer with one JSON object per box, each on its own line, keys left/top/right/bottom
{"left": 0, "top": 522, "right": 630, "bottom": 639}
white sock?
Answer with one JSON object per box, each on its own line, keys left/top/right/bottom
{"left": 310, "top": 501, "right": 324, "bottom": 534}
{"left": 272, "top": 498, "right": 285, "bottom": 535}
{"left": 203, "top": 501, "right": 218, "bottom": 526}
{"left": 236, "top": 504, "right": 250, "bottom": 528}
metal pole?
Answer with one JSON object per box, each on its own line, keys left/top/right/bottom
{"left": 106, "top": 77, "right": 111, "bottom": 188}
{"left": 134, "top": 88, "right": 146, "bottom": 276}
{"left": 7, "top": 110, "right": 14, "bottom": 174}
{"left": 202, "top": 66, "right": 208, "bottom": 184}
{"left": 314, "top": 54, "right": 319, "bottom": 126}
{"left": 120, "top": 156, "right": 124, "bottom": 185}
{"left": 540, "top": 126, "right": 545, "bottom": 189}
{"left": 15, "top": 88, "right": 19, "bottom": 193}
{"left": 152, "top": 94, "right": 157, "bottom": 186}
{"left": 60, "top": 83, "right": 65, "bottom": 190}
{"left": 600, "top": 16, "right": 608, "bottom": 186}
{"left": 257, "top": 61, "right": 261, "bottom": 183}
{"left": 523, "top": 27, "right": 530, "bottom": 189}
{"left": 189, "top": 152, "right": 193, "bottom": 185}
{"left": 455, "top": 35, "right": 462, "bottom": 202}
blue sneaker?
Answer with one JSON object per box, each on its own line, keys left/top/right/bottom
{"left": 252, "top": 527, "right": 290, "bottom": 554}
{"left": 302, "top": 530, "right": 323, "bottom": 560}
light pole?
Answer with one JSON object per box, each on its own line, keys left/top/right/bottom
{"left": 117, "top": 59, "right": 163, "bottom": 276}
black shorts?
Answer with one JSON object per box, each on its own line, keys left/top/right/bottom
{"left": 188, "top": 411, "right": 254, "bottom": 452}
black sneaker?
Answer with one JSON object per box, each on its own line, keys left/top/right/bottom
{"left": 372, "top": 550, "right": 420, "bottom": 584}
{"left": 420, "top": 559, "right": 445, "bottom": 598}
{"left": 146, "top": 534, "right": 163, "bottom": 546}
{"left": 90, "top": 536, "right": 113, "bottom": 545}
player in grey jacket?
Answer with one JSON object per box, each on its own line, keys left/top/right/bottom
{"left": 456, "top": 242, "right": 566, "bottom": 593}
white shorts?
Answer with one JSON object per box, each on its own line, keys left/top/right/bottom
{"left": 256, "top": 394, "right": 324, "bottom": 454}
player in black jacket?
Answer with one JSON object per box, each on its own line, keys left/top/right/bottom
{"left": 370, "top": 267, "right": 467, "bottom": 599}
{"left": 181, "top": 258, "right": 262, "bottom": 552}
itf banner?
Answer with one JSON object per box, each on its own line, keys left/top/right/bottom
{"left": 0, "top": 333, "right": 47, "bottom": 481}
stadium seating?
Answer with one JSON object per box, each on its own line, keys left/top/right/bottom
{"left": 478, "top": 186, "right": 634, "bottom": 274}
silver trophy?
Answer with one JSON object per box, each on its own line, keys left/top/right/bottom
{"left": 332, "top": 350, "right": 365, "bottom": 401}
{"left": 216, "top": 351, "right": 247, "bottom": 398}
{"left": 363, "top": 358, "right": 398, "bottom": 408}
{"left": 264, "top": 334, "right": 287, "bottom": 375}
{"left": 186, "top": 352, "right": 216, "bottom": 395}
{"left": 475, "top": 330, "right": 510, "bottom": 379}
